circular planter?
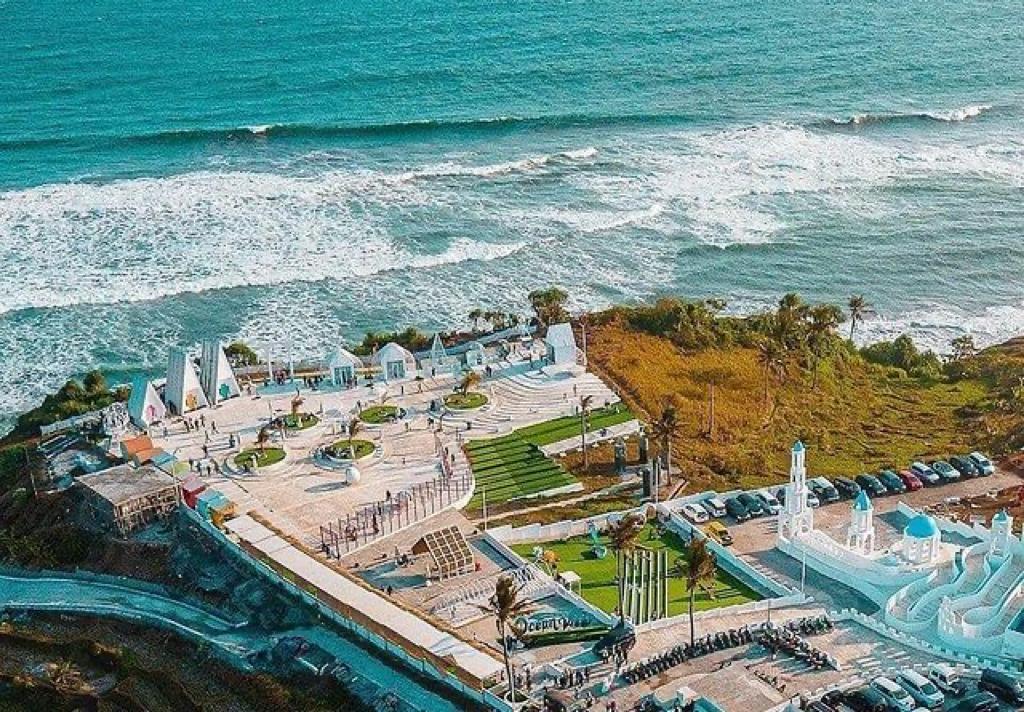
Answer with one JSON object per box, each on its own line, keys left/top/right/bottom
{"left": 323, "top": 438, "right": 375, "bottom": 463}
{"left": 278, "top": 413, "right": 319, "bottom": 430}
{"left": 358, "top": 404, "right": 406, "bottom": 425}
{"left": 443, "top": 391, "right": 488, "bottom": 410}
{"left": 233, "top": 447, "right": 286, "bottom": 469}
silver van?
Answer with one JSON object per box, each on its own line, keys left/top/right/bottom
{"left": 897, "top": 670, "right": 944, "bottom": 709}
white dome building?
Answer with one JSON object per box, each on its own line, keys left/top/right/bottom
{"left": 327, "top": 347, "right": 362, "bottom": 387}
{"left": 372, "top": 342, "right": 418, "bottom": 381}
{"left": 345, "top": 465, "right": 361, "bottom": 485}
{"left": 901, "top": 513, "right": 941, "bottom": 565}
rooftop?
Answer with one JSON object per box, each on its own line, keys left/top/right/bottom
{"left": 77, "top": 464, "right": 179, "bottom": 505}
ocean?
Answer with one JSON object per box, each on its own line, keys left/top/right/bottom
{"left": 2, "top": 0, "right": 1023, "bottom": 433}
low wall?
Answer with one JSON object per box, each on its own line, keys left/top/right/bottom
{"left": 186, "top": 509, "right": 513, "bottom": 712}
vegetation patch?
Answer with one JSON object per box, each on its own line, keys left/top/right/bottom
{"left": 326, "top": 439, "right": 375, "bottom": 460}
{"left": 234, "top": 448, "right": 286, "bottom": 468}
{"left": 359, "top": 405, "right": 400, "bottom": 424}
{"left": 465, "top": 406, "right": 634, "bottom": 508}
{"left": 282, "top": 413, "right": 319, "bottom": 430}
{"left": 511, "top": 524, "right": 759, "bottom": 616}
{"left": 444, "top": 392, "right": 488, "bottom": 410}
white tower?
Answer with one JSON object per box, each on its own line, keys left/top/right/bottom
{"left": 989, "top": 509, "right": 1014, "bottom": 561}
{"left": 846, "top": 491, "right": 876, "bottom": 554}
{"left": 778, "top": 441, "right": 814, "bottom": 540}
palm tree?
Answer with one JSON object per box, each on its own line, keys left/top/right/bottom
{"left": 756, "top": 339, "right": 786, "bottom": 410}
{"left": 607, "top": 513, "right": 645, "bottom": 618}
{"left": 807, "top": 304, "right": 844, "bottom": 390}
{"left": 459, "top": 370, "right": 482, "bottom": 396}
{"left": 847, "top": 295, "right": 871, "bottom": 341}
{"left": 579, "top": 394, "right": 594, "bottom": 471}
{"left": 681, "top": 537, "right": 718, "bottom": 645}
{"left": 255, "top": 425, "right": 271, "bottom": 453}
{"left": 650, "top": 403, "right": 681, "bottom": 488}
{"left": 477, "top": 575, "right": 534, "bottom": 702}
{"left": 346, "top": 418, "right": 363, "bottom": 457}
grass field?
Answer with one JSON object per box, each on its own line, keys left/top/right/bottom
{"left": 511, "top": 524, "right": 759, "bottom": 616}
{"left": 359, "top": 405, "right": 399, "bottom": 424}
{"left": 234, "top": 447, "right": 285, "bottom": 468}
{"left": 465, "top": 405, "right": 635, "bottom": 508}
{"left": 444, "top": 391, "right": 488, "bottom": 409}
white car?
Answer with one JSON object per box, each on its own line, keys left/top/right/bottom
{"left": 871, "top": 676, "right": 915, "bottom": 712}
{"left": 969, "top": 451, "right": 995, "bottom": 475}
{"left": 702, "top": 497, "right": 727, "bottom": 518}
{"left": 755, "top": 490, "right": 781, "bottom": 515}
{"left": 680, "top": 501, "right": 709, "bottom": 524}
{"left": 806, "top": 491, "right": 821, "bottom": 508}
{"left": 910, "top": 461, "right": 941, "bottom": 486}
{"left": 896, "top": 670, "right": 944, "bottom": 709}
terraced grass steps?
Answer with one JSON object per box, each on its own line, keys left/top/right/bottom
{"left": 464, "top": 405, "right": 633, "bottom": 508}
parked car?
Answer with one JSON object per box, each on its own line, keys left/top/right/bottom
{"left": 810, "top": 477, "right": 840, "bottom": 504}
{"left": 755, "top": 490, "right": 782, "bottom": 515}
{"left": 968, "top": 451, "right": 995, "bottom": 475}
{"left": 702, "top": 496, "right": 727, "bottom": 518}
{"left": 948, "top": 692, "right": 999, "bottom": 712}
{"left": 725, "top": 496, "right": 750, "bottom": 522}
{"left": 977, "top": 669, "right": 1024, "bottom": 705}
{"left": 949, "top": 455, "right": 979, "bottom": 479}
{"left": 834, "top": 476, "right": 861, "bottom": 499}
{"left": 897, "top": 469, "right": 923, "bottom": 492}
{"left": 738, "top": 492, "right": 767, "bottom": 517}
{"left": 704, "top": 521, "right": 733, "bottom": 546}
{"left": 871, "top": 676, "right": 916, "bottom": 712}
{"left": 843, "top": 686, "right": 890, "bottom": 712}
{"left": 910, "top": 461, "right": 942, "bottom": 486}
{"left": 930, "top": 460, "right": 961, "bottom": 483}
{"left": 806, "top": 701, "right": 837, "bottom": 712}
{"left": 806, "top": 490, "right": 821, "bottom": 508}
{"left": 927, "top": 663, "right": 967, "bottom": 697}
{"left": 878, "top": 469, "right": 907, "bottom": 494}
{"left": 896, "top": 670, "right": 944, "bottom": 709}
{"left": 856, "top": 473, "right": 887, "bottom": 496}
{"left": 680, "top": 501, "right": 709, "bottom": 524}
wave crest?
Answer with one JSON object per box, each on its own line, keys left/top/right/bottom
{"left": 827, "top": 104, "right": 993, "bottom": 127}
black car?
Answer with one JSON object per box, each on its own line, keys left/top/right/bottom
{"left": 810, "top": 479, "right": 840, "bottom": 504}
{"left": 843, "top": 686, "right": 889, "bottom": 712}
{"left": 807, "top": 701, "right": 838, "bottom": 712}
{"left": 977, "top": 669, "right": 1024, "bottom": 705}
{"left": 877, "top": 469, "right": 906, "bottom": 494}
{"left": 834, "top": 476, "right": 861, "bottom": 499}
{"left": 949, "top": 455, "right": 980, "bottom": 479}
{"left": 855, "top": 473, "right": 887, "bottom": 497}
{"left": 725, "top": 496, "right": 750, "bottom": 522}
{"left": 949, "top": 692, "right": 1000, "bottom": 712}
{"left": 775, "top": 486, "right": 787, "bottom": 506}
{"left": 737, "top": 492, "right": 766, "bottom": 517}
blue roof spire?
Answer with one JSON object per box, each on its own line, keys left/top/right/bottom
{"left": 792, "top": 440, "right": 805, "bottom": 453}
{"left": 854, "top": 490, "right": 872, "bottom": 512}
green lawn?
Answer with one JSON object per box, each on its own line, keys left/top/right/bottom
{"left": 328, "top": 438, "right": 375, "bottom": 460}
{"left": 444, "top": 391, "right": 488, "bottom": 409}
{"left": 234, "top": 447, "right": 286, "bottom": 468}
{"left": 282, "top": 413, "right": 319, "bottom": 430}
{"left": 511, "top": 524, "right": 759, "bottom": 616}
{"left": 464, "top": 405, "right": 635, "bottom": 508}
{"left": 360, "top": 405, "right": 399, "bottom": 424}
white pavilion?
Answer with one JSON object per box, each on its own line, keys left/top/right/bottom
{"left": 544, "top": 323, "right": 577, "bottom": 365}
{"left": 326, "top": 346, "right": 362, "bottom": 387}
{"left": 372, "top": 342, "right": 418, "bottom": 381}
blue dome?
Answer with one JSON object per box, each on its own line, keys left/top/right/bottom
{"left": 905, "top": 514, "right": 938, "bottom": 539}
{"left": 993, "top": 509, "right": 1010, "bottom": 523}
{"left": 853, "top": 491, "right": 872, "bottom": 512}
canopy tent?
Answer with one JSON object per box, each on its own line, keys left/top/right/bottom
{"left": 127, "top": 377, "right": 166, "bottom": 429}
{"left": 371, "top": 342, "right": 418, "bottom": 381}
{"left": 411, "top": 526, "right": 475, "bottom": 580}
{"left": 326, "top": 347, "right": 363, "bottom": 386}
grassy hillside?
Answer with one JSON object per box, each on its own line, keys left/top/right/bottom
{"left": 587, "top": 316, "right": 988, "bottom": 492}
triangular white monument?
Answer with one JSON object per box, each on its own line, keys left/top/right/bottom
{"left": 200, "top": 340, "right": 241, "bottom": 406}
{"left": 127, "top": 377, "right": 166, "bottom": 429}
{"left": 166, "top": 347, "right": 209, "bottom": 415}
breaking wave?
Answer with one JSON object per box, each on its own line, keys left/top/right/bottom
{"left": 826, "top": 104, "right": 993, "bottom": 127}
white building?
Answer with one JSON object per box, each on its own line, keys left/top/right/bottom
{"left": 465, "top": 341, "right": 486, "bottom": 368}
{"left": 372, "top": 342, "right": 418, "bottom": 381}
{"left": 544, "top": 323, "right": 577, "bottom": 365}
{"left": 901, "top": 514, "right": 942, "bottom": 565}
{"left": 846, "top": 490, "right": 876, "bottom": 554}
{"left": 326, "top": 346, "right": 362, "bottom": 387}
{"left": 989, "top": 509, "right": 1015, "bottom": 561}
{"left": 199, "top": 340, "right": 241, "bottom": 406}
{"left": 165, "top": 348, "right": 208, "bottom": 415}
{"left": 126, "top": 377, "right": 166, "bottom": 429}
{"left": 778, "top": 441, "right": 813, "bottom": 539}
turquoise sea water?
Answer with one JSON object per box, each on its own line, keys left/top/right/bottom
{"left": 2, "top": 0, "right": 1024, "bottom": 430}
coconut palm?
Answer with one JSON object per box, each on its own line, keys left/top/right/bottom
{"left": 346, "top": 418, "right": 363, "bottom": 457}
{"left": 47, "top": 660, "right": 83, "bottom": 692}
{"left": 681, "top": 537, "right": 718, "bottom": 645}
{"left": 756, "top": 339, "right": 786, "bottom": 410}
{"left": 579, "top": 394, "right": 594, "bottom": 471}
{"left": 460, "top": 370, "right": 482, "bottom": 396}
{"left": 255, "top": 425, "right": 271, "bottom": 453}
{"left": 847, "top": 295, "right": 871, "bottom": 341}
{"left": 477, "top": 575, "right": 534, "bottom": 702}
{"left": 650, "top": 403, "right": 680, "bottom": 488}
{"left": 607, "top": 512, "right": 646, "bottom": 618}
{"left": 807, "top": 303, "right": 844, "bottom": 390}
